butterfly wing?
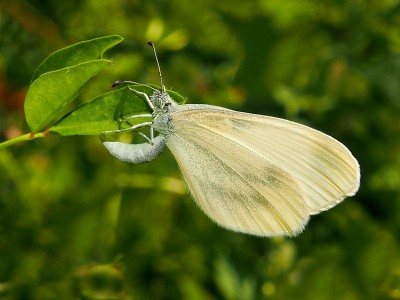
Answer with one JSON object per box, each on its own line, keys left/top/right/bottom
{"left": 164, "top": 105, "right": 360, "bottom": 236}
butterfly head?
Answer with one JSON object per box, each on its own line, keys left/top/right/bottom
{"left": 150, "top": 89, "right": 178, "bottom": 115}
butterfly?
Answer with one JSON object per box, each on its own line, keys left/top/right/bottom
{"left": 103, "top": 42, "right": 360, "bottom": 237}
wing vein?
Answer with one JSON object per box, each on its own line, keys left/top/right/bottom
{"left": 175, "top": 130, "right": 306, "bottom": 233}
{"left": 172, "top": 133, "right": 274, "bottom": 232}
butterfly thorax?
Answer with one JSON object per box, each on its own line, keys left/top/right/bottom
{"left": 151, "top": 90, "right": 178, "bottom": 136}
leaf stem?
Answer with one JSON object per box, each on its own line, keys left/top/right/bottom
{"left": 0, "top": 131, "right": 48, "bottom": 149}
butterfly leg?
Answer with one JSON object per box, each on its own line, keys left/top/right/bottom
{"left": 119, "top": 114, "right": 156, "bottom": 144}
{"left": 101, "top": 121, "right": 153, "bottom": 135}
{"left": 137, "top": 132, "right": 152, "bottom": 143}
{"left": 120, "top": 113, "right": 152, "bottom": 122}
{"left": 128, "top": 86, "right": 155, "bottom": 110}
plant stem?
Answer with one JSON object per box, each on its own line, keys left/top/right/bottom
{"left": 0, "top": 132, "right": 48, "bottom": 149}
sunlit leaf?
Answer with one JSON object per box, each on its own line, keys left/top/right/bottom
{"left": 24, "top": 60, "right": 111, "bottom": 133}
{"left": 31, "top": 35, "right": 123, "bottom": 82}
{"left": 50, "top": 85, "right": 186, "bottom": 136}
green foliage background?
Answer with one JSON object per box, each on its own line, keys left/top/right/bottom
{"left": 1, "top": 0, "right": 400, "bottom": 299}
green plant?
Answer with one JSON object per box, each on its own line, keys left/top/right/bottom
{"left": 0, "top": 35, "right": 185, "bottom": 149}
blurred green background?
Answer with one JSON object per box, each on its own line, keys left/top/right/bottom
{"left": 1, "top": 0, "right": 400, "bottom": 299}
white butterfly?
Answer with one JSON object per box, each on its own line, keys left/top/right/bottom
{"left": 103, "top": 42, "right": 360, "bottom": 237}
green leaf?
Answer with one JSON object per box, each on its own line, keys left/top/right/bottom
{"left": 24, "top": 60, "right": 111, "bottom": 133}
{"left": 50, "top": 85, "right": 186, "bottom": 136}
{"left": 24, "top": 35, "right": 123, "bottom": 133}
{"left": 31, "top": 35, "right": 123, "bottom": 83}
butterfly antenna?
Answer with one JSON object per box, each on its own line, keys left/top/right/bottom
{"left": 147, "top": 41, "right": 166, "bottom": 93}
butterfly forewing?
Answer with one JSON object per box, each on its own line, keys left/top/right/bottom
{"left": 165, "top": 105, "right": 359, "bottom": 234}
{"left": 165, "top": 107, "right": 311, "bottom": 236}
